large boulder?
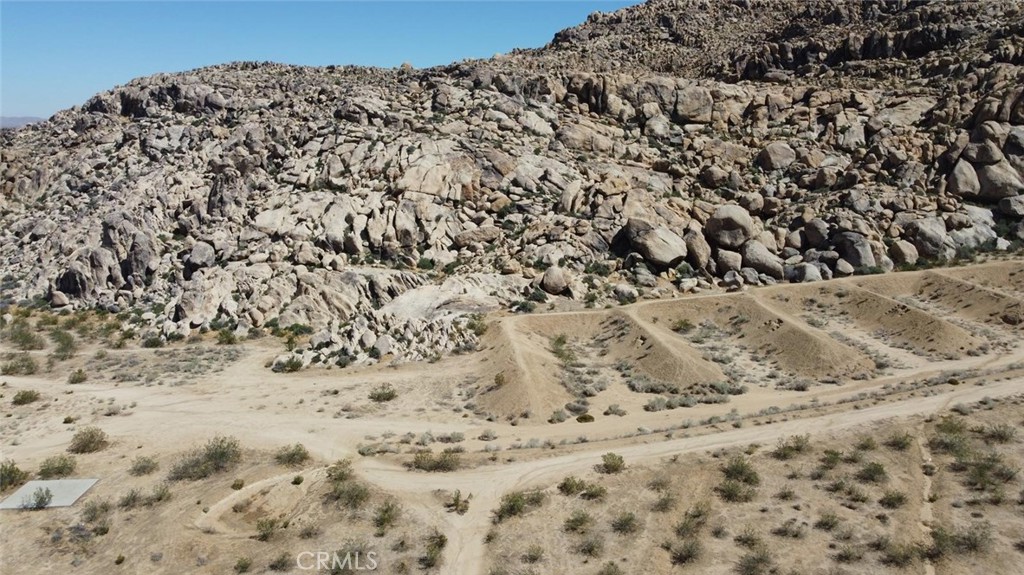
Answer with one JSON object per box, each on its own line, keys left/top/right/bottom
{"left": 741, "top": 240, "right": 784, "bottom": 279}
{"left": 705, "top": 205, "right": 755, "bottom": 249}
{"left": 947, "top": 159, "right": 981, "bottom": 198}
{"left": 757, "top": 142, "right": 796, "bottom": 171}
{"left": 453, "top": 226, "right": 501, "bottom": 248}
{"left": 674, "top": 86, "right": 713, "bottom": 123}
{"left": 905, "top": 217, "right": 952, "bottom": 260}
{"left": 976, "top": 160, "right": 1024, "bottom": 200}
{"left": 540, "top": 266, "right": 571, "bottom": 295}
{"left": 621, "top": 219, "right": 688, "bottom": 269}
{"left": 833, "top": 232, "right": 876, "bottom": 269}
{"left": 683, "top": 229, "right": 712, "bottom": 270}
{"left": 999, "top": 195, "right": 1024, "bottom": 218}
{"left": 888, "top": 240, "right": 919, "bottom": 266}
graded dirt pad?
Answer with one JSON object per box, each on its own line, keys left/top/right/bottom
{"left": 2, "top": 261, "right": 1024, "bottom": 575}
{"left": 638, "top": 293, "right": 875, "bottom": 381}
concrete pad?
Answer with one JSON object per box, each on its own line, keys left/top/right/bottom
{"left": 0, "top": 479, "right": 98, "bottom": 510}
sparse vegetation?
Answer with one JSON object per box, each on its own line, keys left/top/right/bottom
{"left": 596, "top": 452, "right": 625, "bottom": 474}
{"left": 67, "top": 426, "right": 109, "bottom": 453}
{"left": 274, "top": 443, "right": 311, "bottom": 466}
{"left": 368, "top": 383, "right": 398, "bottom": 403}
{"left": 12, "top": 389, "right": 40, "bottom": 405}
{"left": 493, "top": 490, "right": 545, "bottom": 523}
{"left": 129, "top": 456, "right": 158, "bottom": 476}
{"left": 1, "top": 460, "right": 29, "bottom": 491}
{"left": 167, "top": 436, "right": 242, "bottom": 481}
{"left": 38, "top": 454, "right": 76, "bottom": 479}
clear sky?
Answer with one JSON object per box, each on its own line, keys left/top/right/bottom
{"left": 1, "top": 1, "right": 638, "bottom": 118}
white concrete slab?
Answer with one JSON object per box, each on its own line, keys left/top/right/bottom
{"left": 0, "top": 479, "right": 98, "bottom": 509}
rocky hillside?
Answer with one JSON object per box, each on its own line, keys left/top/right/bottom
{"left": 1, "top": 0, "right": 1023, "bottom": 369}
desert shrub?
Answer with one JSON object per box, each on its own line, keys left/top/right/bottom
{"left": 274, "top": 443, "right": 310, "bottom": 466}
{"left": 772, "top": 518, "right": 806, "bottom": 539}
{"left": 855, "top": 462, "right": 888, "bottom": 483}
{"left": 576, "top": 413, "right": 595, "bottom": 423}
{"left": 420, "top": 530, "right": 447, "bottom": 568}
{"left": 834, "top": 545, "right": 864, "bottom": 563}
{"left": 24, "top": 487, "right": 53, "bottom": 510}
{"left": 373, "top": 499, "right": 401, "bottom": 536}
{"left": 548, "top": 409, "right": 568, "bottom": 423}
{"left": 446, "top": 489, "right": 471, "bottom": 514}
{"left": 216, "top": 329, "right": 237, "bottom": 345}
{"left": 814, "top": 511, "right": 841, "bottom": 531}
{"left": 577, "top": 535, "right": 604, "bottom": 557}
{"left": 855, "top": 436, "right": 877, "bottom": 451}
{"left": 774, "top": 486, "right": 796, "bottom": 501}
{"left": 666, "top": 539, "right": 702, "bottom": 565}
{"left": 38, "top": 454, "right": 76, "bottom": 479}
{"left": 299, "top": 524, "right": 320, "bottom": 539}
{"left": 327, "top": 459, "right": 354, "bottom": 482}
{"left": 596, "top": 562, "right": 624, "bottom": 575}
{"left": 596, "top": 452, "right": 625, "bottom": 474}
{"left": 326, "top": 481, "right": 370, "bottom": 510}
{"left": 234, "top": 557, "right": 252, "bottom": 573}
{"left": 141, "top": 336, "right": 164, "bottom": 348}
{"left": 167, "top": 436, "right": 242, "bottom": 481}
{"left": 879, "top": 490, "right": 907, "bottom": 509}
{"left": 12, "top": 389, "right": 40, "bottom": 406}
{"left": 936, "top": 415, "right": 967, "bottom": 435}
{"left": 564, "top": 510, "right": 593, "bottom": 533}
{"left": 292, "top": 475, "right": 304, "bottom": 485}
{"left": 81, "top": 499, "right": 112, "bottom": 523}
{"left": 603, "top": 404, "right": 627, "bottom": 416}
{"left": 981, "top": 423, "right": 1017, "bottom": 444}
{"left": 549, "top": 334, "right": 576, "bottom": 363}
{"left": 493, "top": 490, "right": 545, "bottom": 523}
{"left": 652, "top": 492, "right": 677, "bottom": 512}
{"left": 146, "top": 484, "right": 171, "bottom": 505}
{"left": 581, "top": 483, "right": 607, "bottom": 501}
{"left": 231, "top": 479, "right": 245, "bottom": 490}
{"left": 1, "top": 460, "right": 29, "bottom": 491}
{"left": 955, "top": 451, "right": 1019, "bottom": 491}
{"left": 410, "top": 449, "right": 461, "bottom": 472}
{"left": 734, "top": 526, "right": 762, "bottom": 549}
{"left": 2, "top": 353, "right": 38, "bottom": 376}
{"left": 521, "top": 544, "right": 544, "bottom": 563}
{"left": 770, "top": 435, "right": 810, "bottom": 460}
{"left": 884, "top": 432, "right": 914, "bottom": 451}
{"left": 736, "top": 545, "right": 775, "bottom": 575}
{"left": 927, "top": 522, "right": 992, "bottom": 558}
{"left": 255, "top": 518, "right": 278, "bottom": 541}
{"left": 268, "top": 553, "right": 291, "bottom": 572}
{"left": 722, "top": 456, "right": 760, "bottom": 485}
{"left": 611, "top": 512, "right": 639, "bottom": 534}
{"left": 68, "top": 426, "right": 109, "bottom": 453}
{"left": 674, "top": 502, "right": 710, "bottom": 538}
{"left": 129, "top": 456, "right": 158, "bottom": 476}
{"left": 67, "top": 369, "right": 88, "bottom": 384}
{"left": 368, "top": 383, "right": 397, "bottom": 403}
{"left": 118, "top": 488, "right": 141, "bottom": 509}
{"left": 558, "top": 476, "right": 587, "bottom": 496}
{"left": 716, "top": 479, "right": 755, "bottom": 503}
{"left": 50, "top": 329, "right": 77, "bottom": 360}
{"left": 5, "top": 320, "right": 45, "bottom": 350}
{"left": 274, "top": 356, "right": 303, "bottom": 372}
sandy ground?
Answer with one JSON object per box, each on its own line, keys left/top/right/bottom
{"left": 1, "top": 260, "right": 1022, "bottom": 574}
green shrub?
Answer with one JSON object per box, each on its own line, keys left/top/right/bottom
{"left": 24, "top": 486, "right": 53, "bottom": 510}
{"left": 274, "top": 443, "right": 310, "bottom": 466}
{"left": 234, "top": 557, "right": 252, "bottom": 573}
{"left": 883, "top": 432, "right": 914, "bottom": 451}
{"left": 558, "top": 476, "right": 587, "bottom": 496}
{"left": 167, "top": 436, "right": 242, "bottom": 481}
{"left": 217, "top": 329, "right": 237, "bottom": 345}
{"left": 326, "top": 459, "right": 354, "bottom": 482}
{"left": 596, "top": 452, "right": 625, "bottom": 474}
{"left": 129, "top": 456, "right": 158, "bottom": 476}
{"left": 118, "top": 488, "right": 141, "bottom": 509}
{"left": 49, "top": 329, "right": 77, "bottom": 360}
{"left": 368, "top": 383, "right": 398, "bottom": 403}
{"left": 268, "top": 553, "right": 291, "bottom": 572}
{"left": 927, "top": 522, "right": 992, "bottom": 558}
{"left": 292, "top": 475, "right": 304, "bottom": 485}
{"left": 255, "top": 518, "right": 278, "bottom": 542}
{"left": 373, "top": 499, "right": 401, "bottom": 536}
{"left": 521, "top": 544, "right": 544, "bottom": 563}
{"left": 564, "top": 510, "right": 593, "bottom": 533}
{"left": 38, "top": 454, "right": 76, "bottom": 479}
{"left": 577, "top": 535, "right": 604, "bottom": 557}
{"left": 420, "top": 529, "right": 447, "bottom": 568}
{"left": 814, "top": 511, "right": 841, "bottom": 531}
{"left": 611, "top": 512, "right": 639, "bottom": 534}
{"left": 1, "top": 460, "right": 29, "bottom": 491}
{"left": 67, "top": 369, "right": 88, "bottom": 384}
{"left": 596, "top": 562, "right": 623, "bottom": 575}
{"left": 666, "top": 539, "right": 702, "bottom": 565}
{"left": 141, "top": 336, "right": 164, "bottom": 348}
{"left": 716, "top": 479, "right": 755, "bottom": 503}
{"left": 674, "top": 502, "right": 710, "bottom": 538}
{"left": 722, "top": 456, "right": 760, "bottom": 485}
{"left": 981, "top": 423, "right": 1016, "bottom": 444}
{"left": 736, "top": 545, "right": 775, "bottom": 575}
{"left": 326, "top": 481, "right": 370, "bottom": 510}
{"left": 879, "top": 490, "right": 907, "bottom": 509}
{"left": 68, "top": 426, "right": 109, "bottom": 453}
{"left": 410, "top": 449, "right": 461, "bottom": 472}
{"left": 770, "top": 435, "right": 810, "bottom": 460}
{"left": 855, "top": 462, "right": 888, "bottom": 483}
{"left": 5, "top": 320, "right": 45, "bottom": 350}
{"left": 2, "top": 353, "right": 38, "bottom": 375}
{"left": 493, "top": 490, "right": 545, "bottom": 523}
{"left": 231, "top": 479, "right": 245, "bottom": 490}
{"left": 12, "top": 389, "right": 40, "bottom": 405}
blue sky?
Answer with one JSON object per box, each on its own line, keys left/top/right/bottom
{"left": 1, "top": 1, "right": 637, "bottom": 118}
